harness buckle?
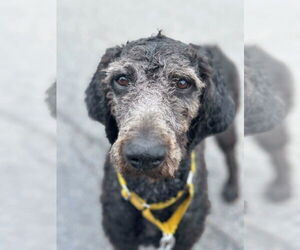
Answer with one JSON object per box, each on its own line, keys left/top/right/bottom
{"left": 158, "top": 233, "right": 175, "bottom": 250}
{"left": 143, "top": 203, "right": 150, "bottom": 209}
{"left": 122, "top": 185, "right": 131, "bottom": 200}
{"left": 187, "top": 171, "right": 194, "bottom": 184}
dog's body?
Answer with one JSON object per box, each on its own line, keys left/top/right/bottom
{"left": 86, "top": 34, "right": 239, "bottom": 249}
{"left": 101, "top": 143, "right": 208, "bottom": 250}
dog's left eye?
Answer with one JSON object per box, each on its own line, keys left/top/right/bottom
{"left": 115, "top": 75, "right": 130, "bottom": 87}
{"left": 176, "top": 79, "right": 192, "bottom": 89}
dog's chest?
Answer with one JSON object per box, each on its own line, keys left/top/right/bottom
{"left": 144, "top": 220, "right": 159, "bottom": 237}
{"left": 125, "top": 173, "right": 189, "bottom": 203}
{"left": 138, "top": 203, "right": 182, "bottom": 246}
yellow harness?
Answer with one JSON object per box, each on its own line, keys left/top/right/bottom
{"left": 116, "top": 151, "right": 196, "bottom": 249}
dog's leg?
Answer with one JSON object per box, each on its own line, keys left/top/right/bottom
{"left": 255, "top": 122, "right": 292, "bottom": 202}
{"left": 101, "top": 162, "right": 141, "bottom": 250}
{"left": 172, "top": 154, "right": 210, "bottom": 250}
{"left": 172, "top": 197, "right": 209, "bottom": 250}
{"left": 102, "top": 196, "right": 140, "bottom": 250}
{"left": 215, "top": 123, "right": 239, "bottom": 202}
{"left": 173, "top": 227, "right": 205, "bottom": 250}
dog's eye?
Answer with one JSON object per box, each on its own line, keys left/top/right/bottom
{"left": 176, "top": 79, "right": 191, "bottom": 89}
{"left": 115, "top": 76, "right": 130, "bottom": 87}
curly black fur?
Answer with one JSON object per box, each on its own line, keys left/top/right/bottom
{"left": 86, "top": 37, "right": 237, "bottom": 146}
{"left": 85, "top": 34, "right": 240, "bottom": 249}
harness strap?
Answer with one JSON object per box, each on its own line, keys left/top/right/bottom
{"left": 116, "top": 151, "right": 196, "bottom": 236}
{"left": 142, "top": 183, "right": 194, "bottom": 235}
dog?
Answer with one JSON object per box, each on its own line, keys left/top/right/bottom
{"left": 85, "top": 33, "right": 240, "bottom": 250}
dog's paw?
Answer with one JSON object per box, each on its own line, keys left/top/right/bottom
{"left": 264, "top": 179, "right": 291, "bottom": 202}
{"left": 222, "top": 181, "right": 239, "bottom": 203}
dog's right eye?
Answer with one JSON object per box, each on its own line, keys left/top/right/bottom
{"left": 176, "top": 79, "right": 192, "bottom": 90}
{"left": 115, "top": 75, "right": 130, "bottom": 87}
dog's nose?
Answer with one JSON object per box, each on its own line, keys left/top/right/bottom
{"left": 123, "top": 137, "right": 166, "bottom": 170}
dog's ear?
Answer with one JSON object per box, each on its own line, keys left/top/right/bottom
{"left": 85, "top": 46, "right": 122, "bottom": 143}
{"left": 188, "top": 45, "right": 238, "bottom": 148}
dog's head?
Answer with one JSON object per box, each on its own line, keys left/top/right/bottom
{"left": 86, "top": 34, "right": 235, "bottom": 178}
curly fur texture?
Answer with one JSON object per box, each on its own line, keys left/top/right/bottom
{"left": 85, "top": 34, "right": 239, "bottom": 249}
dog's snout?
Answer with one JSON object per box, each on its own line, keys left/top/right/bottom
{"left": 123, "top": 136, "right": 166, "bottom": 170}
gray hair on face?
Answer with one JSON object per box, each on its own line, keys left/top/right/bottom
{"left": 103, "top": 52, "right": 204, "bottom": 178}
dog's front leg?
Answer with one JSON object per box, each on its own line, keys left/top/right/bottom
{"left": 102, "top": 188, "right": 142, "bottom": 250}
{"left": 173, "top": 186, "right": 210, "bottom": 249}
{"left": 101, "top": 159, "right": 143, "bottom": 250}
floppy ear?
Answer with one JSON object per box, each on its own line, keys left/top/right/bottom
{"left": 85, "top": 46, "right": 122, "bottom": 143}
{"left": 188, "top": 45, "right": 238, "bottom": 148}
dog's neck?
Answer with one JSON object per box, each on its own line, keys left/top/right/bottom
{"left": 124, "top": 154, "right": 191, "bottom": 203}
